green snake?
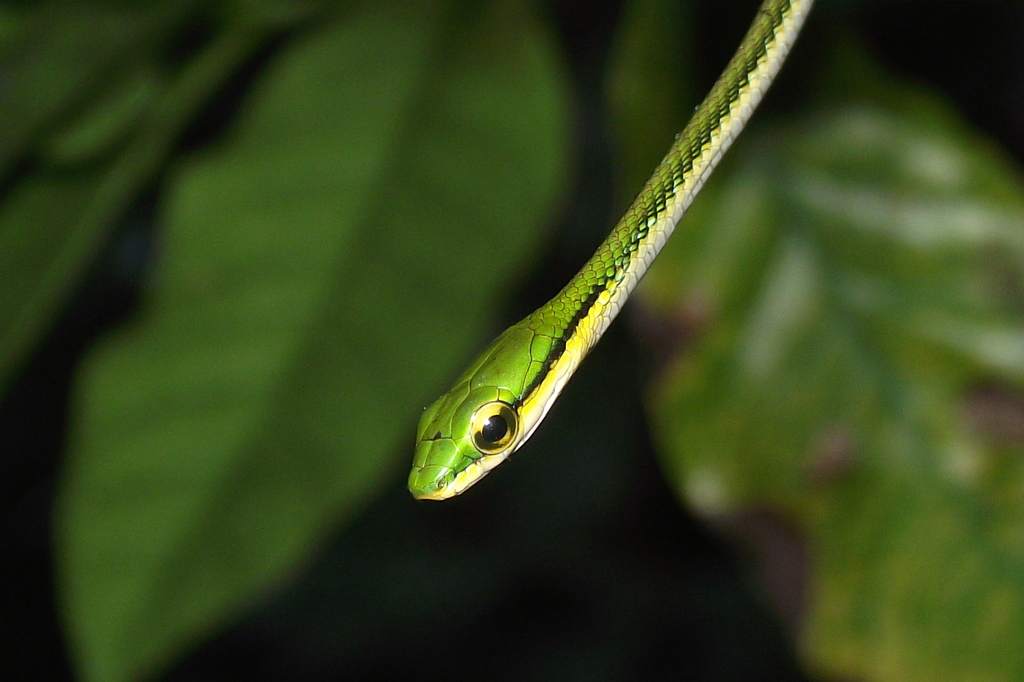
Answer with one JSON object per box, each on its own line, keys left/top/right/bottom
{"left": 409, "top": 0, "right": 813, "bottom": 500}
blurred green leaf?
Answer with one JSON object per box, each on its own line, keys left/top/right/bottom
{"left": 0, "top": 2, "right": 171, "bottom": 174}
{"left": 605, "top": 0, "right": 693, "bottom": 215}
{"left": 55, "top": 1, "right": 569, "bottom": 680}
{"left": 0, "top": 2, "right": 270, "bottom": 394}
{"left": 637, "top": 50, "right": 1024, "bottom": 682}
{"left": 41, "top": 65, "right": 161, "bottom": 167}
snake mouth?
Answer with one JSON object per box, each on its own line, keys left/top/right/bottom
{"left": 410, "top": 454, "right": 507, "bottom": 501}
{"left": 411, "top": 484, "right": 454, "bottom": 502}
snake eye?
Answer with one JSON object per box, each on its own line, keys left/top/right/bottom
{"left": 470, "top": 401, "right": 519, "bottom": 455}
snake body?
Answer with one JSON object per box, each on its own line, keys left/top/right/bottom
{"left": 409, "top": 0, "right": 813, "bottom": 500}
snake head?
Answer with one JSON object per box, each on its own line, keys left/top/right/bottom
{"left": 408, "top": 383, "right": 523, "bottom": 500}
{"left": 409, "top": 327, "right": 539, "bottom": 500}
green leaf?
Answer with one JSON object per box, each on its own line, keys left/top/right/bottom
{"left": 605, "top": 0, "right": 693, "bottom": 214}
{"left": 55, "top": 2, "right": 570, "bottom": 681}
{"left": 638, "top": 53, "right": 1024, "bottom": 681}
{"left": 0, "top": 2, "right": 159, "bottom": 174}
{"left": 0, "top": 2, "right": 268, "bottom": 394}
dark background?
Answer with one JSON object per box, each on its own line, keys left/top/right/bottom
{"left": 4, "top": 2, "right": 1024, "bottom": 680}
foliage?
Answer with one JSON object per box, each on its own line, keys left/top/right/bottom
{"left": 3, "top": 1, "right": 568, "bottom": 680}
{"left": 627, "top": 25, "right": 1024, "bottom": 682}
{"left": 3, "top": 0, "right": 1023, "bottom": 680}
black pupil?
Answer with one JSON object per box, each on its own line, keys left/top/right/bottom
{"left": 481, "top": 415, "right": 508, "bottom": 443}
